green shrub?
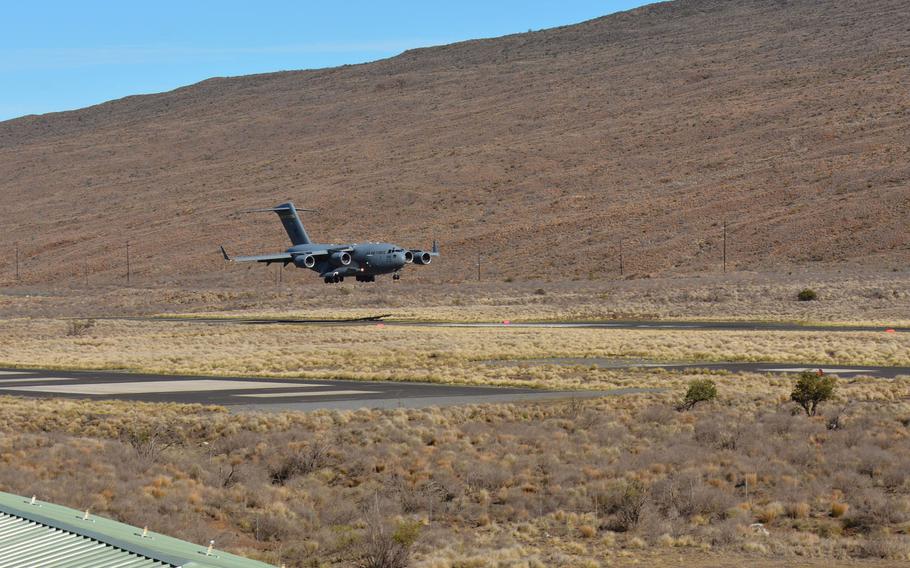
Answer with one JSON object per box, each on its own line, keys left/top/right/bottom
{"left": 791, "top": 371, "right": 836, "bottom": 416}
{"left": 680, "top": 379, "right": 717, "bottom": 411}
{"left": 797, "top": 288, "right": 818, "bottom": 301}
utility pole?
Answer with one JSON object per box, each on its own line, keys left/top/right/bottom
{"left": 15, "top": 245, "right": 20, "bottom": 282}
{"left": 722, "top": 220, "right": 727, "bottom": 274}
{"left": 477, "top": 253, "right": 481, "bottom": 282}
{"left": 126, "top": 241, "right": 131, "bottom": 285}
{"left": 619, "top": 239, "right": 624, "bottom": 277}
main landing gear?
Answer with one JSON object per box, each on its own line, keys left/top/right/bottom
{"left": 324, "top": 275, "right": 343, "bottom": 284}
{"left": 355, "top": 275, "right": 376, "bottom": 283}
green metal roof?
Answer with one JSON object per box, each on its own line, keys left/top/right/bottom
{"left": 0, "top": 491, "right": 276, "bottom": 568}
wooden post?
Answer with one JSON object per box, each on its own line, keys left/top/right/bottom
{"left": 15, "top": 245, "right": 20, "bottom": 282}
{"left": 723, "top": 220, "right": 727, "bottom": 274}
{"left": 126, "top": 241, "right": 131, "bottom": 285}
{"left": 477, "top": 253, "right": 481, "bottom": 282}
{"left": 619, "top": 239, "right": 624, "bottom": 277}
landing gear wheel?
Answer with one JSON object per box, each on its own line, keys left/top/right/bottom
{"left": 392, "top": 273, "right": 401, "bottom": 281}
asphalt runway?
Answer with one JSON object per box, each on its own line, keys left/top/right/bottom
{"left": 490, "top": 358, "right": 910, "bottom": 379}
{"left": 103, "top": 316, "right": 908, "bottom": 333}
{"left": 0, "top": 368, "right": 640, "bottom": 411}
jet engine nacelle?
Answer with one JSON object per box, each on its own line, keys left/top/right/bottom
{"left": 412, "top": 251, "right": 432, "bottom": 265}
{"left": 293, "top": 254, "right": 316, "bottom": 269}
{"left": 330, "top": 251, "right": 352, "bottom": 267}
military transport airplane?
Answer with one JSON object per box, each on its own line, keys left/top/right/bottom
{"left": 220, "top": 202, "right": 439, "bottom": 283}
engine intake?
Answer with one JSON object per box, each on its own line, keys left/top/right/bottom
{"left": 330, "top": 251, "right": 352, "bottom": 266}
{"left": 293, "top": 254, "right": 316, "bottom": 269}
{"left": 413, "top": 251, "right": 432, "bottom": 265}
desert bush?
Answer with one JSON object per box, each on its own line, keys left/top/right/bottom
{"left": 754, "top": 501, "right": 785, "bottom": 524}
{"left": 797, "top": 288, "right": 818, "bottom": 301}
{"left": 693, "top": 418, "right": 744, "bottom": 451}
{"left": 66, "top": 318, "right": 96, "bottom": 336}
{"left": 358, "top": 500, "right": 419, "bottom": 568}
{"left": 830, "top": 502, "right": 849, "bottom": 518}
{"left": 791, "top": 371, "right": 837, "bottom": 416}
{"left": 594, "top": 479, "right": 647, "bottom": 532}
{"left": 269, "top": 440, "right": 330, "bottom": 485}
{"left": 118, "top": 423, "right": 180, "bottom": 469}
{"left": 859, "top": 534, "right": 910, "bottom": 559}
{"left": 651, "top": 473, "right": 733, "bottom": 521}
{"left": 679, "top": 379, "right": 717, "bottom": 411}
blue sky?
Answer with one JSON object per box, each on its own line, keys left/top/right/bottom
{"left": 0, "top": 1, "right": 649, "bottom": 121}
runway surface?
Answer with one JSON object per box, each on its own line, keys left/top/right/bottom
{"left": 0, "top": 368, "right": 640, "bottom": 411}
{"left": 103, "top": 316, "right": 908, "bottom": 333}
{"left": 489, "top": 358, "right": 910, "bottom": 379}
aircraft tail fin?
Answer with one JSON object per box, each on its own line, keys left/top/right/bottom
{"left": 241, "top": 202, "right": 313, "bottom": 245}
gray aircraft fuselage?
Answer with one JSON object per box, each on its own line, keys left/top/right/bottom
{"left": 222, "top": 202, "right": 438, "bottom": 283}
{"left": 289, "top": 241, "right": 410, "bottom": 280}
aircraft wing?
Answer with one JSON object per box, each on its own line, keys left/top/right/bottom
{"left": 221, "top": 246, "right": 291, "bottom": 264}
{"left": 220, "top": 246, "right": 354, "bottom": 264}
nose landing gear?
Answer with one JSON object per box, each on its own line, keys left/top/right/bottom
{"left": 392, "top": 273, "right": 401, "bottom": 281}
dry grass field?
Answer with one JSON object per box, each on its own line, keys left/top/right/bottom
{"left": 1, "top": 270, "right": 908, "bottom": 325}
{"left": 1, "top": 378, "right": 908, "bottom": 567}
{"left": 0, "top": 318, "right": 907, "bottom": 392}
{"left": 0, "top": 276, "right": 907, "bottom": 566}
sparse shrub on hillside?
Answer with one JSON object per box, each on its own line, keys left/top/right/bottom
{"left": 679, "top": 379, "right": 717, "bottom": 411}
{"left": 66, "top": 318, "right": 96, "bottom": 336}
{"left": 797, "top": 288, "right": 818, "bottom": 301}
{"left": 791, "top": 371, "right": 837, "bottom": 416}
{"left": 268, "top": 439, "right": 330, "bottom": 485}
{"left": 119, "top": 423, "right": 179, "bottom": 468}
{"left": 595, "top": 479, "right": 647, "bottom": 532}
{"left": 358, "top": 499, "right": 418, "bottom": 568}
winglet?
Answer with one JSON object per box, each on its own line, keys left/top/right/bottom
{"left": 220, "top": 246, "right": 231, "bottom": 261}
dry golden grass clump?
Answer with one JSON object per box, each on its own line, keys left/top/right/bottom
{"left": 1, "top": 377, "right": 909, "bottom": 566}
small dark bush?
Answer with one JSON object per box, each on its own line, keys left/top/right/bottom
{"left": 797, "top": 288, "right": 818, "bottom": 301}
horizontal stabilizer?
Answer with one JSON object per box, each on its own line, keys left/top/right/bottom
{"left": 240, "top": 206, "right": 319, "bottom": 214}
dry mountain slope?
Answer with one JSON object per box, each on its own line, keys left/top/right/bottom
{"left": 1, "top": 0, "right": 908, "bottom": 285}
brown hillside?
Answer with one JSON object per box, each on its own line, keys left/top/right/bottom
{"left": 1, "top": 0, "right": 908, "bottom": 286}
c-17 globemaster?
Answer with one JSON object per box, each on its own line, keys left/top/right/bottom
{"left": 220, "top": 202, "right": 439, "bottom": 283}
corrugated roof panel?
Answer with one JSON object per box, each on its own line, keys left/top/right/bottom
{"left": 0, "top": 513, "right": 171, "bottom": 568}
{"left": 0, "top": 491, "right": 276, "bottom": 568}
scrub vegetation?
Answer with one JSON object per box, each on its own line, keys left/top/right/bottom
{"left": 1, "top": 375, "right": 909, "bottom": 567}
